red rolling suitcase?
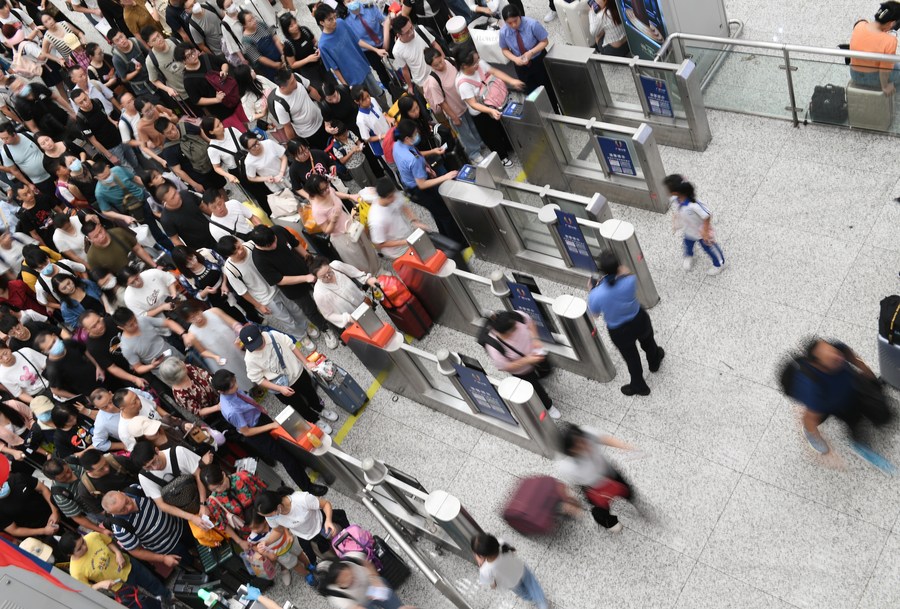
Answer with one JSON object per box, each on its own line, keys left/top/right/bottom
{"left": 502, "top": 476, "right": 564, "bottom": 536}
{"left": 378, "top": 275, "right": 433, "bottom": 339}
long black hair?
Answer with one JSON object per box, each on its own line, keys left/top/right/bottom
{"left": 598, "top": 250, "right": 621, "bottom": 286}
{"left": 471, "top": 533, "right": 514, "bottom": 558}
{"left": 232, "top": 63, "right": 265, "bottom": 99}
{"left": 476, "top": 311, "right": 524, "bottom": 347}
{"left": 0, "top": 399, "right": 26, "bottom": 428}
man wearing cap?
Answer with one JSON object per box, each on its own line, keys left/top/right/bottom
{"left": 113, "top": 386, "right": 182, "bottom": 452}
{"left": 239, "top": 324, "right": 339, "bottom": 432}
{"left": 101, "top": 490, "right": 195, "bottom": 569}
{"left": 212, "top": 369, "right": 328, "bottom": 496}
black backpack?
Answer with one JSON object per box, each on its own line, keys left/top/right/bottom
{"left": 809, "top": 84, "right": 848, "bottom": 124}
{"left": 879, "top": 295, "right": 900, "bottom": 344}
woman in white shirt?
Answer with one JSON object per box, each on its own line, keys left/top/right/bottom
{"left": 241, "top": 133, "right": 289, "bottom": 193}
{"left": 0, "top": 341, "right": 49, "bottom": 404}
{"left": 471, "top": 533, "right": 548, "bottom": 609}
{"left": 232, "top": 64, "right": 276, "bottom": 131}
{"left": 201, "top": 117, "right": 245, "bottom": 186}
{"left": 255, "top": 486, "right": 350, "bottom": 566}
{"left": 588, "top": 0, "right": 629, "bottom": 56}
{"left": 310, "top": 257, "right": 377, "bottom": 329}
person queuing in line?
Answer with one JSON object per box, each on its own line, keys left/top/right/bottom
{"left": 309, "top": 256, "right": 378, "bottom": 329}
{"left": 587, "top": 250, "right": 664, "bottom": 396}
{"left": 367, "top": 176, "right": 428, "bottom": 260}
{"left": 666, "top": 176, "right": 725, "bottom": 276}
{"left": 423, "top": 48, "right": 487, "bottom": 163}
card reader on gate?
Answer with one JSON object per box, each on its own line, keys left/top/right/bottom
{"left": 503, "top": 102, "right": 524, "bottom": 119}
{"left": 455, "top": 164, "right": 476, "bottom": 183}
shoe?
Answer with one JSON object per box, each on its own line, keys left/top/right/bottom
{"left": 470, "top": 153, "right": 485, "bottom": 163}
{"left": 803, "top": 429, "right": 829, "bottom": 455}
{"left": 307, "top": 325, "right": 321, "bottom": 339}
{"left": 648, "top": 347, "right": 665, "bottom": 372}
{"left": 682, "top": 256, "right": 694, "bottom": 271}
{"left": 305, "top": 573, "right": 317, "bottom": 586}
{"left": 547, "top": 406, "right": 562, "bottom": 420}
{"left": 851, "top": 442, "right": 897, "bottom": 476}
{"left": 620, "top": 384, "right": 651, "bottom": 396}
{"left": 607, "top": 522, "right": 623, "bottom": 533}
{"left": 707, "top": 262, "right": 725, "bottom": 276}
{"left": 306, "top": 483, "right": 329, "bottom": 496}
{"left": 280, "top": 568, "right": 292, "bottom": 586}
{"left": 501, "top": 157, "right": 513, "bottom": 167}
{"left": 320, "top": 409, "right": 339, "bottom": 422}
{"left": 317, "top": 420, "right": 333, "bottom": 435}
{"left": 323, "top": 330, "right": 340, "bottom": 350}
{"left": 543, "top": 10, "right": 557, "bottom": 22}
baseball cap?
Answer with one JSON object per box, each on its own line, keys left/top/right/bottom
{"left": 127, "top": 416, "right": 162, "bottom": 439}
{"left": 239, "top": 325, "right": 265, "bottom": 352}
{"left": 30, "top": 395, "right": 54, "bottom": 416}
{"left": 19, "top": 537, "right": 53, "bottom": 563}
{"left": 63, "top": 33, "right": 81, "bottom": 49}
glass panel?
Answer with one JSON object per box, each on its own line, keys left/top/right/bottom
{"left": 600, "top": 61, "right": 636, "bottom": 105}
{"left": 685, "top": 44, "right": 794, "bottom": 121}
{"left": 506, "top": 207, "right": 559, "bottom": 257}
{"left": 545, "top": 194, "right": 589, "bottom": 220}
{"left": 789, "top": 52, "right": 850, "bottom": 128}
{"left": 407, "top": 351, "right": 459, "bottom": 399}
{"left": 501, "top": 187, "right": 543, "bottom": 209}
{"left": 637, "top": 66, "right": 686, "bottom": 118}
{"left": 549, "top": 121, "right": 601, "bottom": 169}
{"left": 459, "top": 277, "right": 502, "bottom": 316}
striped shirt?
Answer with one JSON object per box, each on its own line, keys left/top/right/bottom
{"left": 50, "top": 464, "right": 90, "bottom": 518}
{"left": 111, "top": 496, "right": 186, "bottom": 554}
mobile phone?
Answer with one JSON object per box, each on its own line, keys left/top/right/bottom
{"left": 162, "top": 349, "right": 173, "bottom": 357}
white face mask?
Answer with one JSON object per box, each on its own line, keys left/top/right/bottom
{"left": 101, "top": 276, "right": 117, "bottom": 290}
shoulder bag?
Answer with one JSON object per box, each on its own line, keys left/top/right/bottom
{"left": 141, "top": 447, "right": 201, "bottom": 514}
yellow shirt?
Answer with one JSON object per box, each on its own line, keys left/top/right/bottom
{"left": 68, "top": 532, "right": 132, "bottom": 591}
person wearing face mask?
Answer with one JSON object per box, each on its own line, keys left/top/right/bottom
{"left": 35, "top": 330, "right": 106, "bottom": 402}
{"left": 23, "top": 246, "right": 86, "bottom": 312}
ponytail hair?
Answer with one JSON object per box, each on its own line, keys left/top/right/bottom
{"left": 254, "top": 486, "right": 294, "bottom": 515}
{"left": 598, "top": 250, "right": 620, "bottom": 286}
{"left": 471, "top": 533, "right": 515, "bottom": 558}
{"left": 668, "top": 179, "right": 696, "bottom": 202}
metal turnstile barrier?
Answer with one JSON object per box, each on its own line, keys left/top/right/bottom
{"left": 500, "top": 87, "right": 669, "bottom": 213}
{"left": 439, "top": 167, "right": 660, "bottom": 306}
{"left": 340, "top": 305, "right": 561, "bottom": 458}
{"left": 544, "top": 45, "right": 711, "bottom": 151}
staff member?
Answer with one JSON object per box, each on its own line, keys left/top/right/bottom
{"left": 587, "top": 251, "right": 663, "bottom": 396}
{"left": 498, "top": 5, "right": 559, "bottom": 111}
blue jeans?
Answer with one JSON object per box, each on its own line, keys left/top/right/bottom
{"left": 455, "top": 112, "right": 485, "bottom": 160}
{"left": 511, "top": 567, "right": 548, "bottom": 609}
{"left": 366, "top": 588, "right": 405, "bottom": 609}
{"left": 126, "top": 556, "right": 169, "bottom": 599}
{"left": 850, "top": 67, "right": 900, "bottom": 90}
{"left": 684, "top": 237, "right": 724, "bottom": 267}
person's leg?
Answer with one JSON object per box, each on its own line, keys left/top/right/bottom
{"left": 291, "top": 372, "right": 324, "bottom": 417}
{"left": 698, "top": 239, "right": 725, "bottom": 268}
{"left": 683, "top": 237, "right": 696, "bottom": 257}
{"left": 275, "top": 384, "right": 322, "bottom": 422}
{"left": 291, "top": 291, "right": 329, "bottom": 332}
{"left": 529, "top": 55, "right": 559, "bottom": 112}
{"left": 511, "top": 567, "right": 548, "bottom": 609}
{"left": 364, "top": 72, "right": 389, "bottom": 112}
{"left": 126, "top": 556, "right": 170, "bottom": 599}
{"left": 365, "top": 50, "right": 393, "bottom": 91}
{"left": 373, "top": 589, "right": 405, "bottom": 609}
{"left": 633, "top": 308, "right": 663, "bottom": 371}
{"left": 516, "top": 370, "right": 552, "bottom": 409}
{"left": 456, "top": 112, "right": 485, "bottom": 160}
{"left": 114, "top": 143, "right": 142, "bottom": 171}
{"left": 245, "top": 430, "right": 316, "bottom": 490}
{"left": 267, "top": 292, "right": 310, "bottom": 338}
{"left": 801, "top": 408, "right": 830, "bottom": 454}
{"left": 295, "top": 536, "right": 319, "bottom": 564}
{"left": 607, "top": 319, "right": 649, "bottom": 393}
{"left": 305, "top": 123, "right": 331, "bottom": 151}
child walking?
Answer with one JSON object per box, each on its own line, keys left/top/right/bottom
{"left": 665, "top": 175, "right": 726, "bottom": 275}
{"left": 471, "top": 533, "right": 548, "bottom": 609}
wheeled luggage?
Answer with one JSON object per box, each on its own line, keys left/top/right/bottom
{"left": 502, "top": 475, "right": 564, "bottom": 535}
{"left": 877, "top": 335, "right": 900, "bottom": 390}
{"left": 316, "top": 363, "right": 368, "bottom": 414}
{"left": 378, "top": 275, "right": 433, "bottom": 339}
{"left": 557, "top": 0, "right": 594, "bottom": 47}
{"left": 372, "top": 535, "right": 411, "bottom": 589}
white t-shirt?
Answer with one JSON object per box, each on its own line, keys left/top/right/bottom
{"left": 0, "top": 233, "right": 37, "bottom": 276}
{"left": 117, "top": 389, "right": 164, "bottom": 452}
{"left": 118, "top": 110, "right": 142, "bottom": 144}
{"left": 456, "top": 60, "right": 493, "bottom": 116}
{"left": 137, "top": 445, "right": 203, "bottom": 500}
{"left": 672, "top": 199, "right": 712, "bottom": 240}
{"left": 356, "top": 100, "right": 390, "bottom": 148}
{"left": 264, "top": 491, "right": 323, "bottom": 540}
{"left": 272, "top": 77, "right": 323, "bottom": 138}
{"left": 222, "top": 245, "right": 277, "bottom": 305}
{"left": 244, "top": 330, "right": 304, "bottom": 386}
{"left": 478, "top": 549, "right": 525, "bottom": 590}
{"left": 124, "top": 269, "right": 176, "bottom": 316}
{"left": 0, "top": 348, "right": 48, "bottom": 398}
{"left": 392, "top": 30, "right": 434, "bottom": 86}
{"left": 244, "top": 140, "right": 286, "bottom": 192}
{"left": 52, "top": 216, "right": 87, "bottom": 262}
{"left": 208, "top": 199, "right": 255, "bottom": 241}
{"left": 206, "top": 127, "right": 244, "bottom": 171}
{"left": 367, "top": 195, "right": 413, "bottom": 259}
{"left": 555, "top": 426, "right": 612, "bottom": 487}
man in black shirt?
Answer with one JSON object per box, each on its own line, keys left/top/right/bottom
{"left": 179, "top": 46, "right": 234, "bottom": 121}
{"left": 0, "top": 314, "right": 54, "bottom": 351}
{"left": 288, "top": 138, "right": 337, "bottom": 199}
{"left": 155, "top": 117, "right": 224, "bottom": 192}
{"left": 12, "top": 181, "right": 59, "bottom": 246}
{"left": 156, "top": 181, "right": 216, "bottom": 249}
{"left": 320, "top": 82, "right": 384, "bottom": 179}
{"left": 8, "top": 78, "right": 76, "bottom": 138}
{"left": 71, "top": 88, "right": 140, "bottom": 170}
{"left": 76, "top": 449, "right": 140, "bottom": 515}
{"left": 0, "top": 472, "right": 57, "bottom": 541}
{"left": 80, "top": 310, "right": 148, "bottom": 390}
{"left": 249, "top": 225, "right": 334, "bottom": 341}
{"left": 35, "top": 331, "right": 104, "bottom": 399}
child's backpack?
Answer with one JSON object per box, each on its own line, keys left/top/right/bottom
{"left": 331, "top": 524, "right": 378, "bottom": 565}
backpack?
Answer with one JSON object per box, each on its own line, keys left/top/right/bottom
{"left": 458, "top": 65, "right": 509, "bottom": 110}
{"left": 331, "top": 524, "right": 377, "bottom": 564}
{"left": 381, "top": 127, "right": 397, "bottom": 164}
{"left": 171, "top": 122, "right": 213, "bottom": 174}
{"left": 808, "top": 84, "right": 848, "bottom": 124}
{"left": 265, "top": 89, "right": 293, "bottom": 143}
{"left": 141, "top": 448, "right": 201, "bottom": 513}
{"left": 879, "top": 295, "right": 900, "bottom": 345}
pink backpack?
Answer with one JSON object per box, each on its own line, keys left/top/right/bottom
{"left": 459, "top": 66, "right": 509, "bottom": 110}
{"left": 332, "top": 524, "right": 378, "bottom": 564}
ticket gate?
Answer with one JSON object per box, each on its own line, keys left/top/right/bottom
{"left": 341, "top": 304, "right": 561, "bottom": 459}
{"left": 440, "top": 158, "right": 660, "bottom": 307}
{"left": 394, "top": 230, "right": 616, "bottom": 382}
{"left": 544, "top": 45, "right": 711, "bottom": 151}
{"left": 501, "top": 87, "right": 669, "bottom": 213}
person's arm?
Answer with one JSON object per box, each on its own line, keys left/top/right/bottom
{"left": 331, "top": 67, "right": 347, "bottom": 86}
{"left": 0, "top": 163, "right": 34, "bottom": 190}
{"left": 319, "top": 498, "right": 337, "bottom": 536}
{"left": 401, "top": 202, "right": 428, "bottom": 230}
{"left": 152, "top": 494, "right": 206, "bottom": 526}
{"left": 37, "top": 482, "right": 62, "bottom": 527}
{"left": 170, "top": 163, "right": 204, "bottom": 192}
{"left": 104, "top": 363, "right": 148, "bottom": 388}
{"left": 125, "top": 545, "right": 182, "bottom": 568}
{"left": 131, "top": 242, "right": 157, "bottom": 268}
{"left": 71, "top": 514, "right": 106, "bottom": 534}
{"left": 415, "top": 169, "right": 458, "bottom": 191}
{"left": 488, "top": 65, "right": 525, "bottom": 89}
{"left": 358, "top": 39, "right": 387, "bottom": 56}
{"left": 598, "top": 434, "right": 635, "bottom": 451}
{"left": 131, "top": 354, "right": 166, "bottom": 375}
{"left": 277, "top": 272, "right": 316, "bottom": 286}
{"left": 238, "top": 420, "right": 280, "bottom": 437}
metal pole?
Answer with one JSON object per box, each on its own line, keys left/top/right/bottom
{"left": 551, "top": 295, "right": 616, "bottom": 383}
{"left": 424, "top": 490, "right": 483, "bottom": 564}
{"left": 496, "top": 377, "right": 560, "bottom": 458}
{"left": 780, "top": 48, "right": 800, "bottom": 127}
{"left": 359, "top": 493, "right": 477, "bottom": 609}
{"left": 362, "top": 457, "right": 424, "bottom": 518}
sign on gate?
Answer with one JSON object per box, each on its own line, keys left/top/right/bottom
{"left": 639, "top": 75, "right": 674, "bottom": 118}
{"left": 453, "top": 364, "right": 518, "bottom": 426}
{"left": 597, "top": 137, "right": 637, "bottom": 176}
{"left": 507, "top": 281, "right": 556, "bottom": 344}
{"left": 554, "top": 209, "right": 598, "bottom": 272}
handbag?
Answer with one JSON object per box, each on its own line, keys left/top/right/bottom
{"left": 10, "top": 45, "right": 44, "bottom": 79}
{"left": 111, "top": 174, "right": 146, "bottom": 222}
{"left": 346, "top": 218, "right": 364, "bottom": 243}
{"left": 299, "top": 202, "right": 321, "bottom": 234}
{"left": 240, "top": 549, "right": 277, "bottom": 580}
{"left": 210, "top": 494, "right": 245, "bottom": 530}
{"left": 585, "top": 477, "right": 630, "bottom": 509}
{"left": 189, "top": 519, "right": 228, "bottom": 547}
{"left": 267, "top": 188, "right": 299, "bottom": 219}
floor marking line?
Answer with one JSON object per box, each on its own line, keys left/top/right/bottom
{"left": 332, "top": 370, "right": 388, "bottom": 445}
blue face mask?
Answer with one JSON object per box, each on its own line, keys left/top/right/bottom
{"left": 37, "top": 411, "right": 52, "bottom": 423}
{"left": 0, "top": 482, "right": 9, "bottom": 498}
{"left": 20, "top": 84, "right": 31, "bottom": 98}
{"left": 68, "top": 159, "right": 83, "bottom": 172}
{"left": 49, "top": 338, "right": 65, "bottom": 357}
{"left": 411, "top": 133, "right": 421, "bottom": 146}
{"left": 40, "top": 265, "right": 54, "bottom": 277}
{"left": 348, "top": 1, "right": 361, "bottom": 10}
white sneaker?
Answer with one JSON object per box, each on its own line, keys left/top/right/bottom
{"left": 682, "top": 256, "right": 694, "bottom": 271}
{"left": 307, "top": 325, "right": 321, "bottom": 339}
{"left": 547, "top": 406, "right": 562, "bottom": 420}
{"left": 470, "top": 153, "right": 485, "bottom": 163}
{"left": 501, "top": 157, "right": 513, "bottom": 167}
{"left": 317, "top": 420, "right": 333, "bottom": 435}
{"left": 607, "top": 522, "right": 623, "bottom": 533}
{"left": 707, "top": 262, "right": 725, "bottom": 276}
{"left": 324, "top": 331, "right": 340, "bottom": 350}
{"left": 543, "top": 10, "right": 557, "bottom": 22}
{"left": 320, "top": 409, "right": 339, "bottom": 422}
{"left": 280, "top": 569, "right": 292, "bottom": 586}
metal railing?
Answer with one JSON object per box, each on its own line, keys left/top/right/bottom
{"left": 655, "top": 28, "right": 900, "bottom": 130}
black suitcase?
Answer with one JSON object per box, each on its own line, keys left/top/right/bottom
{"left": 373, "top": 536, "right": 411, "bottom": 589}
